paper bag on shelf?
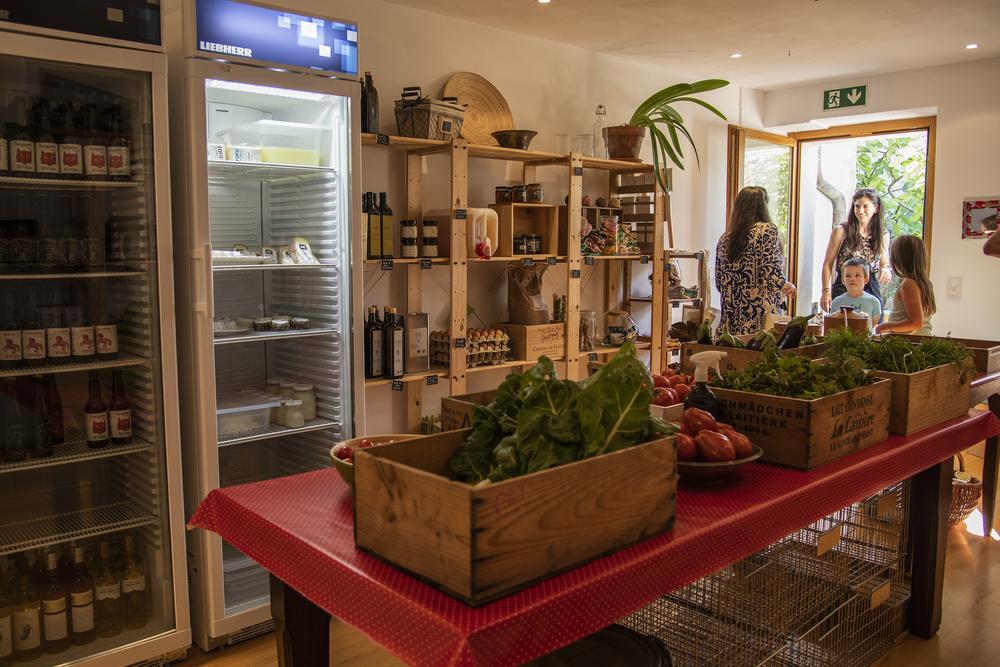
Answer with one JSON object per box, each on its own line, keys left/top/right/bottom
{"left": 508, "top": 266, "right": 550, "bottom": 325}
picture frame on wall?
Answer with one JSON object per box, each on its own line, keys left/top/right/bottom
{"left": 962, "top": 198, "right": 999, "bottom": 238}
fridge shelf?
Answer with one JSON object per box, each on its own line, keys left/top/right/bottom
{"left": 212, "top": 262, "right": 337, "bottom": 273}
{"left": 0, "top": 268, "right": 146, "bottom": 281}
{"left": 213, "top": 327, "right": 337, "bottom": 346}
{"left": 0, "top": 354, "right": 148, "bottom": 379}
{"left": 0, "top": 430, "right": 153, "bottom": 475}
{"left": 217, "top": 418, "right": 340, "bottom": 448}
{"left": 0, "top": 500, "right": 156, "bottom": 556}
{"left": 0, "top": 175, "right": 143, "bottom": 190}
{"left": 207, "top": 160, "right": 333, "bottom": 180}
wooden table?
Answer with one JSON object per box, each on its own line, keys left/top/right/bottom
{"left": 190, "top": 412, "right": 999, "bottom": 666}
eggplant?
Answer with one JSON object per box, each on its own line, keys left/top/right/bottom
{"left": 745, "top": 330, "right": 767, "bottom": 351}
{"left": 759, "top": 331, "right": 777, "bottom": 351}
{"left": 775, "top": 316, "right": 812, "bottom": 350}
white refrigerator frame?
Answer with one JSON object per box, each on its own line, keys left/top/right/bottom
{"left": 0, "top": 27, "right": 191, "bottom": 666}
{"left": 168, "top": 57, "right": 364, "bottom": 647}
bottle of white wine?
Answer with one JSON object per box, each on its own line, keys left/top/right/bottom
{"left": 120, "top": 536, "right": 147, "bottom": 630}
{"left": 10, "top": 561, "right": 41, "bottom": 662}
{"left": 69, "top": 546, "right": 95, "bottom": 645}
{"left": 41, "top": 552, "right": 69, "bottom": 654}
{"left": 0, "top": 564, "right": 13, "bottom": 667}
{"left": 94, "top": 541, "right": 121, "bottom": 638}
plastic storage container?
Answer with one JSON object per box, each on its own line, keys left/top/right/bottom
{"left": 223, "top": 119, "right": 327, "bottom": 166}
{"left": 216, "top": 394, "right": 282, "bottom": 440}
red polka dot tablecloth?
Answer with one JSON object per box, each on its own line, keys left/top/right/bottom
{"left": 189, "top": 411, "right": 998, "bottom": 667}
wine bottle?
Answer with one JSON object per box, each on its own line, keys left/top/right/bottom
{"left": 9, "top": 98, "right": 35, "bottom": 174}
{"left": 361, "top": 71, "right": 379, "bottom": 134}
{"left": 58, "top": 101, "right": 84, "bottom": 178}
{"left": 364, "top": 306, "right": 384, "bottom": 378}
{"left": 384, "top": 307, "right": 404, "bottom": 379}
{"left": 10, "top": 564, "right": 41, "bottom": 662}
{"left": 364, "top": 192, "right": 379, "bottom": 260}
{"left": 85, "top": 371, "right": 109, "bottom": 448}
{"left": 0, "top": 563, "right": 12, "bottom": 666}
{"left": 106, "top": 105, "right": 131, "bottom": 181}
{"left": 32, "top": 99, "right": 59, "bottom": 178}
{"left": 82, "top": 103, "right": 107, "bottom": 180}
{"left": 0, "top": 379, "right": 27, "bottom": 462}
{"left": 43, "top": 375, "right": 64, "bottom": 446}
{"left": 120, "top": 536, "right": 147, "bottom": 630}
{"left": 0, "top": 295, "right": 21, "bottom": 370}
{"left": 94, "top": 541, "right": 121, "bottom": 638}
{"left": 20, "top": 376, "right": 53, "bottom": 458}
{"left": 41, "top": 552, "right": 69, "bottom": 654}
{"left": 69, "top": 546, "right": 95, "bottom": 645}
{"left": 109, "top": 370, "right": 132, "bottom": 445}
{"left": 378, "top": 192, "right": 393, "bottom": 259}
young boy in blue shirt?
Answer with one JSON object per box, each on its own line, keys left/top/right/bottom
{"left": 830, "top": 258, "right": 882, "bottom": 329}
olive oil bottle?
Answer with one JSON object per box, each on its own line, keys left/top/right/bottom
{"left": 378, "top": 192, "right": 393, "bottom": 259}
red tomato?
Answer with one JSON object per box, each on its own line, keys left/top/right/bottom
{"left": 358, "top": 438, "right": 375, "bottom": 449}
{"left": 667, "top": 375, "right": 686, "bottom": 387}
{"left": 727, "top": 431, "right": 754, "bottom": 458}
{"left": 663, "top": 369, "right": 676, "bottom": 378}
{"left": 673, "top": 383, "right": 690, "bottom": 402}
{"left": 653, "top": 387, "right": 678, "bottom": 406}
{"left": 335, "top": 445, "right": 354, "bottom": 462}
{"left": 675, "top": 432, "right": 697, "bottom": 461}
{"left": 683, "top": 408, "right": 717, "bottom": 435}
{"left": 652, "top": 374, "right": 670, "bottom": 389}
{"left": 695, "top": 431, "right": 736, "bottom": 462}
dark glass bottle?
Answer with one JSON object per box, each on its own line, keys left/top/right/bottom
{"left": 106, "top": 105, "right": 131, "bottom": 181}
{"left": 82, "top": 103, "right": 107, "bottom": 180}
{"left": 69, "top": 546, "right": 95, "bottom": 645}
{"left": 84, "top": 371, "right": 108, "bottom": 448}
{"left": 377, "top": 192, "right": 393, "bottom": 259}
{"left": 43, "top": 375, "right": 64, "bottom": 445}
{"left": 363, "top": 192, "right": 378, "bottom": 260}
{"left": 9, "top": 98, "right": 35, "bottom": 175}
{"left": 19, "top": 376, "right": 52, "bottom": 458}
{"left": 0, "top": 294, "right": 21, "bottom": 370}
{"left": 360, "top": 71, "right": 379, "bottom": 134}
{"left": 57, "top": 101, "right": 84, "bottom": 179}
{"left": 364, "top": 306, "right": 384, "bottom": 379}
{"left": 0, "top": 379, "right": 28, "bottom": 462}
{"left": 384, "top": 307, "right": 404, "bottom": 379}
{"left": 41, "top": 552, "right": 69, "bottom": 654}
{"left": 32, "top": 99, "right": 59, "bottom": 178}
{"left": 109, "top": 370, "right": 132, "bottom": 445}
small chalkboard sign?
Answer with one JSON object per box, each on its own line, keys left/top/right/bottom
{"left": 455, "top": 209, "right": 467, "bottom": 220}
{"left": 521, "top": 258, "right": 535, "bottom": 267}
{"left": 588, "top": 353, "right": 599, "bottom": 362}
{"left": 380, "top": 259, "right": 393, "bottom": 271}
{"left": 455, "top": 337, "right": 466, "bottom": 349}
{"left": 391, "top": 380, "right": 403, "bottom": 391}
{"left": 420, "top": 258, "right": 432, "bottom": 269}
{"left": 641, "top": 255, "right": 650, "bottom": 264}
{"left": 426, "top": 375, "right": 439, "bottom": 386}
{"left": 546, "top": 256, "right": 557, "bottom": 266}
{"left": 585, "top": 256, "right": 595, "bottom": 266}
{"left": 376, "top": 133, "right": 390, "bottom": 145}
{"left": 571, "top": 269, "right": 581, "bottom": 279}
{"left": 574, "top": 167, "right": 583, "bottom": 176}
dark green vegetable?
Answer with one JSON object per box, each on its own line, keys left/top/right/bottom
{"left": 447, "top": 341, "right": 678, "bottom": 485}
{"left": 800, "top": 333, "right": 819, "bottom": 347}
{"left": 745, "top": 330, "right": 767, "bottom": 351}
{"left": 714, "top": 327, "right": 738, "bottom": 348}
{"left": 823, "top": 330, "right": 975, "bottom": 380}
{"left": 696, "top": 319, "right": 713, "bottom": 345}
{"left": 775, "top": 316, "right": 813, "bottom": 350}
{"left": 713, "top": 347, "right": 873, "bottom": 399}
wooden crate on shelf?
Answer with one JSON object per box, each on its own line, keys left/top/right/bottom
{"left": 713, "top": 379, "right": 892, "bottom": 470}
{"left": 353, "top": 428, "right": 677, "bottom": 606}
{"left": 490, "top": 203, "right": 558, "bottom": 257}
{"left": 679, "top": 339, "right": 828, "bottom": 373}
{"left": 871, "top": 363, "right": 972, "bottom": 435}
{"left": 496, "top": 322, "right": 565, "bottom": 361}
{"left": 440, "top": 389, "right": 496, "bottom": 431}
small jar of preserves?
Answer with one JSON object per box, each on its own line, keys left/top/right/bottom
{"left": 510, "top": 185, "right": 528, "bottom": 203}
{"left": 495, "top": 186, "right": 511, "bottom": 204}
{"left": 527, "top": 183, "right": 544, "bottom": 203}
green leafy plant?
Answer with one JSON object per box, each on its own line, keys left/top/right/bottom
{"left": 629, "top": 80, "right": 729, "bottom": 193}
{"left": 448, "top": 341, "right": 676, "bottom": 485}
{"left": 713, "top": 348, "right": 873, "bottom": 400}
{"left": 824, "top": 329, "right": 975, "bottom": 380}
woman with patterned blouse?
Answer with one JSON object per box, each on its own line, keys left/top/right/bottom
{"left": 715, "top": 187, "right": 796, "bottom": 335}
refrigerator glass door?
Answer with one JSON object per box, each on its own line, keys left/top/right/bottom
{"left": 202, "top": 77, "right": 353, "bottom": 615}
{"left": 0, "top": 52, "right": 177, "bottom": 661}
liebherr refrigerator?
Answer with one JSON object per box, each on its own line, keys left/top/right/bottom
{"left": 164, "top": 0, "right": 363, "bottom": 650}
{"left": 0, "top": 5, "right": 190, "bottom": 667}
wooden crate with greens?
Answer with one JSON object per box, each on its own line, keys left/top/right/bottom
{"left": 354, "top": 343, "right": 677, "bottom": 605}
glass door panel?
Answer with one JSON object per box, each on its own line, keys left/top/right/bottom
{"left": 0, "top": 53, "right": 175, "bottom": 662}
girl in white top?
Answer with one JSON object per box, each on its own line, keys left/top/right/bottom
{"left": 874, "top": 235, "right": 935, "bottom": 335}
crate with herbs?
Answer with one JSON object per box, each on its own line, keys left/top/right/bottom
{"left": 680, "top": 316, "right": 828, "bottom": 374}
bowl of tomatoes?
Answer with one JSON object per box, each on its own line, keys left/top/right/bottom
{"left": 673, "top": 408, "right": 762, "bottom": 484}
{"left": 651, "top": 368, "right": 693, "bottom": 408}
{"left": 330, "top": 434, "right": 422, "bottom": 489}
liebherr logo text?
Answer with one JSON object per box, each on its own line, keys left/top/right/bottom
{"left": 199, "top": 41, "right": 253, "bottom": 58}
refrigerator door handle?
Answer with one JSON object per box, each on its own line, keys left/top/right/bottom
{"left": 192, "top": 242, "right": 214, "bottom": 318}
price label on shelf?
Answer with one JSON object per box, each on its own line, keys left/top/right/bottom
{"left": 571, "top": 269, "right": 581, "bottom": 279}
{"left": 455, "top": 209, "right": 467, "bottom": 220}
{"left": 573, "top": 167, "right": 583, "bottom": 176}
{"left": 376, "top": 133, "right": 390, "bottom": 145}
{"left": 521, "top": 258, "right": 535, "bottom": 267}
{"left": 585, "top": 256, "right": 595, "bottom": 266}
{"left": 454, "top": 337, "right": 466, "bottom": 349}
{"left": 546, "top": 256, "right": 557, "bottom": 266}
{"left": 641, "top": 255, "right": 650, "bottom": 264}
{"left": 588, "top": 353, "right": 599, "bottom": 362}
{"left": 420, "top": 259, "right": 433, "bottom": 269}
{"left": 426, "top": 375, "right": 439, "bottom": 386}
{"left": 391, "top": 380, "right": 403, "bottom": 391}
{"left": 381, "top": 260, "right": 393, "bottom": 271}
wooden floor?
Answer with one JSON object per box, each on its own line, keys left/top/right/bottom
{"left": 179, "top": 442, "right": 1000, "bottom": 667}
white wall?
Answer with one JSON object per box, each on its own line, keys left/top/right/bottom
{"left": 277, "top": 0, "right": 747, "bottom": 432}
{"left": 763, "top": 57, "right": 1000, "bottom": 338}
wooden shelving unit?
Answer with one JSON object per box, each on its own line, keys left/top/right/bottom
{"left": 358, "top": 134, "right": 668, "bottom": 432}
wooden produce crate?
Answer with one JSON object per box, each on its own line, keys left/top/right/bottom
{"left": 679, "top": 340, "right": 828, "bottom": 374}
{"left": 713, "top": 379, "right": 892, "bottom": 470}
{"left": 894, "top": 335, "right": 1000, "bottom": 375}
{"left": 440, "top": 390, "right": 496, "bottom": 431}
{"left": 496, "top": 322, "right": 566, "bottom": 361}
{"left": 490, "top": 203, "right": 559, "bottom": 257}
{"left": 871, "top": 363, "right": 972, "bottom": 436}
{"left": 651, "top": 402, "right": 684, "bottom": 423}
{"left": 353, "top": 429, "right": 677, "bottom": 606}
{"left": 772, "top": 317, "right": 823, "bottom": 338}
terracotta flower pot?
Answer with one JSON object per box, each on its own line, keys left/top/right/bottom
{"left": 603, "top": 124, "right": 646, "bottom": 160}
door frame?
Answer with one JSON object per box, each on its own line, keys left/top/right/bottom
{"left": 727, "top": 117, "right": 938, "bottom": 314}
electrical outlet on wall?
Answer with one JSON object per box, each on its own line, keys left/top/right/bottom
{"left": 946, "top": 276, "right": 962, "bottom": 302}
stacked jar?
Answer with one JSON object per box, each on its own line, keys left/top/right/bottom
{"left": 421, "top": 219, "right": 438, "bottom": 257}
{"left": 400, "top": 219, "right": 418, "bottom": 258}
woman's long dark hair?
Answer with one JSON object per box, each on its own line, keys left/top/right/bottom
{"left": 844, "top": 188, "right": 885, "bottom": 256}
{"left": 727, "top": 186, "right": 771, "bottom": 262}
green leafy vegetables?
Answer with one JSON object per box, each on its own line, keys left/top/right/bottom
{"left": 823, "top": 330, "right": 975, "bottom": 380}
{"left": 713, "top": 348, "right": 873, "bottom": 400}
{"left": 448, "top": 341, "right": 677, "bottom": 485}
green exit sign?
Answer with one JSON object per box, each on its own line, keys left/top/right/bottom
{"left": 823, "top": 85, "right": 867, "bottom": 111}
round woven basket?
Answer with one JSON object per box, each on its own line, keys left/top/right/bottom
{"left": 948, "top": 452, "right": 983, "bottom": 527}
{"left": 442, "top": 72, "right": 514, "bottom": 145}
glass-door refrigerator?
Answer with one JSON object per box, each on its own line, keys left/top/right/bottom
{"left": 165, "top": 0, "right": 363, "bottom": 649}
{"left": 0, "top": 10, "right": 190, "bottom": 667}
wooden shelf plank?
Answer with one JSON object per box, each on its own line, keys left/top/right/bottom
{"left": 365, "top": 370, "right": 449, "bottom": 388}
{"left": 361, "top": 133, "right": 448, "bottom": 152}
{"left": 580, "top": 156, "right": 654, "bottom": 171}
{"left": 363, "top": 257, "right": 450, "bottom": 266}
{"left": 472, "top": 255, "right": 567, "bottom": 263}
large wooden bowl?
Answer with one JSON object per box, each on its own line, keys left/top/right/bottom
{"left": 330, "top": 434, "right": 422, "bottom": 489}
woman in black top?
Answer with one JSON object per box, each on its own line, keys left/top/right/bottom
{"left": 819, "top": 188, "right": 892, "bottom": 311}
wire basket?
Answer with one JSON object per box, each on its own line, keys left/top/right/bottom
{"left": 948, "top": 453, "right": 983, "bottom": 527}
{"left": 393, "top": 87, "right": 465, "bottom": 141}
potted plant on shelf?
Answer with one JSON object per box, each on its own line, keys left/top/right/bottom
{"left": 604, "top": 79, "right": 729, "bottom": 192}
